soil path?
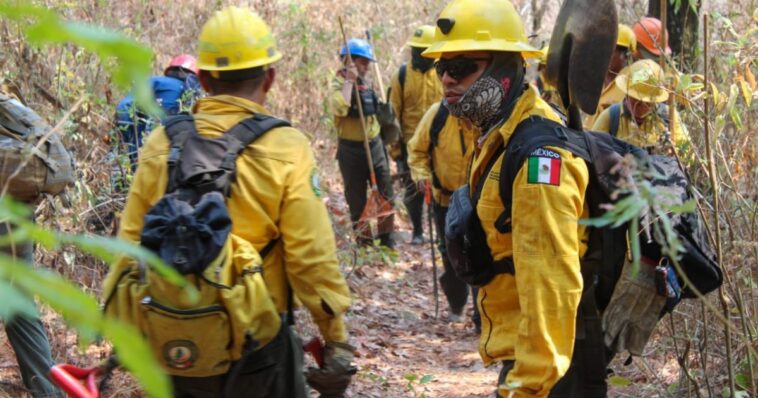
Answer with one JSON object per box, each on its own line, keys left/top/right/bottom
{"left": 333, "top": 227, "right": 499, "bottom": 397}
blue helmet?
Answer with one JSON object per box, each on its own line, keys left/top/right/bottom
{"left": 340, "top": 38, "right": 375, "bottom": 61}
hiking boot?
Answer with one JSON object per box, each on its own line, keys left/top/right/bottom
{"left": 356, "top": 237, "right": 373, "bottom": 247}
{"left": 448, "top": 312, "right": 464, "bottom": 322}
{"left": 378, "top": 233, "right": 395, "bottom": 250}
{"left": 448, "top": 307, "right": 464, "bottom": 323}
{"left": 410, "top": 233, "right": 424, "bottom": 246}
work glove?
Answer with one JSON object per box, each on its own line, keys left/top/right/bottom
{"left": 305, "top": 341, "right": 357, "bottom": 398}
{"left": 602, "top": 257, "right": 667, "bottom": 356}
{"left": 376, "top": 102, "right": 400, "bottom": 145}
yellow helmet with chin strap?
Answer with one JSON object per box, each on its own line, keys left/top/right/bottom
{"left": 616, "top": 59, "right": 668, "bottom": 103}
{"left": 422, "top": 0, "right": 541, "bottom": 59}
{"left": 617, "top": 24, "right": 637, "bottom": 53}
{"left": 197, "top": 7, "right": 282, "bottom": 75}
{"left": 406, "top": 25, "right": 436, "bottom": 48}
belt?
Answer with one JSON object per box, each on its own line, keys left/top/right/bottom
{"left": 338, "top": 137, "right": 381, "bottom": 148}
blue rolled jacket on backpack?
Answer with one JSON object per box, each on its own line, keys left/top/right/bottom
{"left": 115, "top": 74, "right": 202, "bottom": 167}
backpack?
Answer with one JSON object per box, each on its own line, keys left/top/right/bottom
{"left": 426, "top": 102, "right": 455, "bottom": 196}
{"left": 104, "top": 114, "right": 289, "bottom": 377}
{"left": 494, "top": 117, "right": 721, "bottom": 301}
{"left": 608, "top": 102, "right": 670, "bottom": 138}
{"left": 346, "top": 87, "right": 379, "bottom": 118}
{"left": 115, "top": 75, "right": 202, "bottom": 165}
{"left": 0, "top": 92, "right": 75, "bottom": 202}
{"left": 445, "top": 116, "right": 722, "bottom": 375}
{"left": 399, "top": 64, "right": 407, "bottom": 93}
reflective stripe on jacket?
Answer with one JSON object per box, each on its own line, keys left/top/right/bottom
{"left": 102, "top": 95, "right": 351, "bottom": 343}
{"left": 470, "top": 86, "right": 590, "bottom": 398}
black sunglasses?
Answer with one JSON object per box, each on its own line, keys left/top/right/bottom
{"left": 434, "top": 56, "right": 491, "bottom": 80}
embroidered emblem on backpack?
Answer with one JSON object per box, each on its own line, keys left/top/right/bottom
{"left": 163, "top": 340, "right": 198, "bottom": 370}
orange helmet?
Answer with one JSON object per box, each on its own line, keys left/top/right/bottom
{"left": 166, "top": 54, "right": 199, "bottom": 75}
{"left": 633, "top": 17, "right": 671, "bottom": 56}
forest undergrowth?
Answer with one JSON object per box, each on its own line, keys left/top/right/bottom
{"left": 0, "top": 0, "right": 756, "bottom": 396}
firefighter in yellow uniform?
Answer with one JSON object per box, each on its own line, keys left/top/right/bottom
{"left": 407, "top": 102, "right": 479, "bottom": 327}
{"left": 423, "top": 0, "right": 597, "bottom": 396}
{"left": 533, "top": 46, "right": 561, "bottom": 110}
{"left": 389, "top": 25, "right": 443, "bottom": 244}
{"left": 592, "top": 59, "right": 688, "bottom": 154}
{"left": 329, "top": 38, "right": 395, "bottom": 248}
{"left": 584, "top": 24, "right": 637, "bottom": 128}
{"left": 102, "top": 7, "right": 353, "bottom": 397}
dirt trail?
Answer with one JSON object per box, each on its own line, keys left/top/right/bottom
{"left": 0, "top": 199, "right": 498, "bottom": 398}
{"left": 335, "top": 229, "right": 499, "bottom": 397}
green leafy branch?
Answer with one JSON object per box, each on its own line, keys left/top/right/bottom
{"left": 0, "top": 1, "right": 160, "bottom": 116}
{"left": 0, "top": 196, "right": 182, "bottom": 398}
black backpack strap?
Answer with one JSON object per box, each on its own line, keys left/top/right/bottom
{"left": 608, "top": 103, "right": 621, "bottom": 137}
{"left": 223, "top": 114, "right": 292, "bottom": 170}
{"left": 399, "top": 64, "right": 407, "bottom": 92}
{"left": 428, "top": 102, "right": 453, "bottom": 195}
{"left": 428, "top": 101, "right": 449, "bottom": 149}
{"left": 259, "top": 238, "right": 279, "bottom": 259}
{"left": 163, "top": 113, "right": 197, "bottom": 193}
{"left": 494, "top": 117, "right": 592, "bottom": 234}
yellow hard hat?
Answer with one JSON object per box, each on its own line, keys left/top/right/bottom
{"left": 197, "top": 7, "right": 282, "bottom": 73}
{"left": 422, "top": 0, "right": 541, "bottom": 59}
{"left": 617, "top": 24, "right": 637, "bottom": 53}
{"left": 615, "top": 59, "right": 668, "bottom": 103}
{"left": 406, "top": 25, "right": 436, "bottom": 48}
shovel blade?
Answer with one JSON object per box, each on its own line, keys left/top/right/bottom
{"left": 546, "top": 0, "right": 618, "bottom": 114}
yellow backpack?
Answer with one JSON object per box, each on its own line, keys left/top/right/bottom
{"left": 104, "top": 114, "right": 289, "bottom": 376}
{"left": 106, "top": 235, "right": 280, "bottom": 377}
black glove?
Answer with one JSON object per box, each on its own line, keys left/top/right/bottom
{"left": 305, "top": 342, "right": 357, "bottom": 398}
{"left": 376, "top": 102, "right": 400, "bottom": 144}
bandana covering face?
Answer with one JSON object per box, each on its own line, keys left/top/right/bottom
{"left": 444, "top": 52, "right": 525, "bottom": 132}
{"left": 411, "top": 47, "right": 435, "bottom": 73}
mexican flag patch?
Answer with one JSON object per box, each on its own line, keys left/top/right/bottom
{"left": 527, "top": 148, "right": 561, "bottom": 186}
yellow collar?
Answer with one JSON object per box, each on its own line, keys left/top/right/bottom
{"left": 193, "top": 95, "right": 271, "bottom": 116}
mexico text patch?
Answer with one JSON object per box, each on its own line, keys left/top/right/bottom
{"left": 527, "top": 148, "right": 561, "bottom": 186}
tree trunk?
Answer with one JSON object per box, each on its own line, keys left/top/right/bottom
{"left": 648, "top": 0, "right": 700, "bottom": 70}
{"left": 531, "top": 0, "right": 547, "bottom": 37}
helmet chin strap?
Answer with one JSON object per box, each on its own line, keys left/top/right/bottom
{"left": 444, "top": 52, "right": 525, "bottom": 132}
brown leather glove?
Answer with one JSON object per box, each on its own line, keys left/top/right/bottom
{"left": 602, "top": 257, "right": 667, "bottom": 356}
{"left": 305, "top": 342, "right": 357, "bottom": 398}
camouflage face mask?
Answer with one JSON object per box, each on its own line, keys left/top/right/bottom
{"left": 444, "top": 52, "right": 525, "bottom": 132}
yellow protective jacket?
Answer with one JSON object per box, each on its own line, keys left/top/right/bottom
{"left": 471, "top": 87, "right": 589, "bottom": 398}
{"left": 389, "top": 64, "right": 443, "bottom": 144}
{"left": 591, "top": 101, "right": 688, "bottom": 149}
{"left": 583, "top": 78, "right": 625, "bottom": 129}
{"left": 329, "top": 74, "right": 380, "bottom": 142}
{"left": 407, "top": 102, "right": 475, "bottom": 207}
{"left": 102, "top": 95, "right": 352, "bottom": 343}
